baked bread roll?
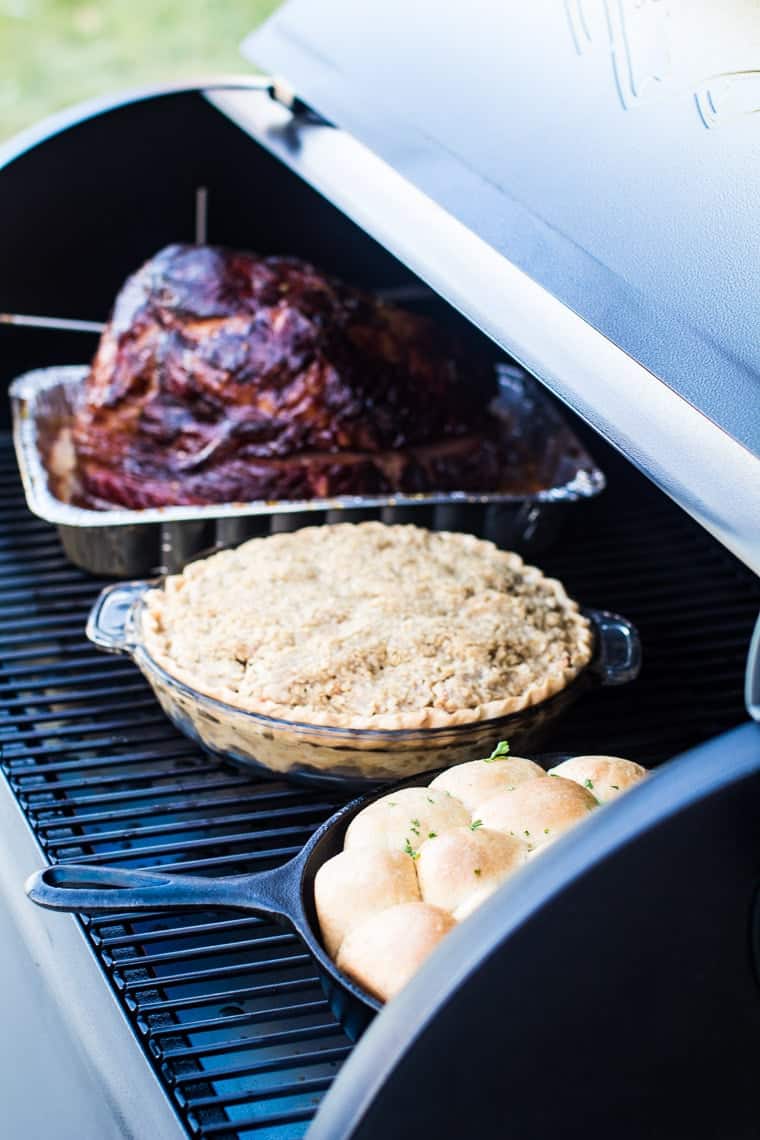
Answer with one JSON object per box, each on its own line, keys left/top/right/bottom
{"left": 322, "top": 748, "right": 636, "bottom": 1001}
{"left": 453, "top": 884, "right": 500, "bottom": 922}
{"left": 343, "top": 787, "right": 469, "bottom": 855}
{"left": 314, "top": 848, "right": 421, "bottom": 957}
{"left": 336, "top": 901, "right": 455, "bottom": 1001}
{"left": 475, "top": 775, "right": 597, "bottom": 849}
{"left": 416, "top": 825, "right": 528, "bottom": 913}
{"left": 430, "top": 755, "right": 545, "bottom": 812}
{"left": 548, "top": 755, "right": 648, "bottom": 803}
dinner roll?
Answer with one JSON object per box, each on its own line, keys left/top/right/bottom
{"left": 475, "top": 775, "right": 597, "bottom": 849}
{"left": 548, "top": 755, "right": 648, "bottom": 803}
{"left": 453, "top": 884, "right": 500, "bottom": 922}
{"left": 416, "top": 825, "right": 528, "bottom": 913}
{"left": 337, "top": 901, "right": 455, "bottom": 1002}
{"left": 430, "top": 755, "right": 545, "bottom": 812}
{"left": 314, "top": 848, "right": 420, "bottom": 957}
{"left": 343, "top": 786, "right": 469, "bottom": 855}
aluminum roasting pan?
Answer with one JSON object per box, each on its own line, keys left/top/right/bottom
{"left": 10, "top": 362, "right": 605, "bottom": 576}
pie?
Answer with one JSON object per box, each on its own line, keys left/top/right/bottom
{"left": 142, "top": 522, "right": 593, "bottom": 730}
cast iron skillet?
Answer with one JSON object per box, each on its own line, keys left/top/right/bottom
{"left": 25, "top": 755, "right": 571, "bottom": 1040}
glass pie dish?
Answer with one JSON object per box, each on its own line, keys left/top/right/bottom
{"left": 87, "top": 580, "right": 641, "bottom": 788}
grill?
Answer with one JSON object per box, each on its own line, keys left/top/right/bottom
{"left": 2, "top": 8, "right": 760, "bottom": 1131}
{"left": 1, "top": 424, "right": 758, "bottom": 1140}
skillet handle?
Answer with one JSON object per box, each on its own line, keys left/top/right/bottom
{"left": 587, "top": 609, "right": 642, "bottom": 686}
{"left": 25, "top": 862, "right": 296, "bottom": 920}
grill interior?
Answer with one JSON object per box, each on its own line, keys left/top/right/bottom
{"left": 0, "top": 429, "right": 758, "bottom": 1139}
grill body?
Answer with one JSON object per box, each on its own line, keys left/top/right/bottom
{"left": 0, "top": 85, "right": 758, "bottom": 1140}
{"left": 0, "top": 433, "right": 758, "bottom": 1139}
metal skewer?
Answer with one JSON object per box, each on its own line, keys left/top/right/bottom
{"left": 1, "top": 185, "right": 434, "bottom": 345}
{"left": 195, "top": 186, "right": 208, "bottom": 245}
{"left": 3, "top": 186, "right": 211, "bottom": 338}
{"left": 0, "top": 313, "right": 105, "bottom": 334}
{"left": 374, "top": 284, "right": 436, "bottom": 304}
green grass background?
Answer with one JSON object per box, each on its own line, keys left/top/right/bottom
{"left": 0, "top": 0, "right": 281, "bottom": 140}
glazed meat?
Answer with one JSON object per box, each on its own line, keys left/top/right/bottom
{"left": 72, "top": 244, "right": 502, "bottom": 507}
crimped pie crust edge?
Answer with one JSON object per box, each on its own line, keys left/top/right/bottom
{"left": 140, "top": 526, "right": 594, "bottom": 732}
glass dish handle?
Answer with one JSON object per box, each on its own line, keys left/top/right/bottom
{"left": 588, "top": 609, "right": 642, "bottom": 686}
{"left": 86, "top": 580, "right": 151, "bottom": 655}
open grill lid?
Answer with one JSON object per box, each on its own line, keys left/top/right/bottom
{"left": 242, "top": 0, "right": 760, "bottom": 573}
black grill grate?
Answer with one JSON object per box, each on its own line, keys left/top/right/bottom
{"left": 0, "top": 434, "right": 758, "bottom": 1139}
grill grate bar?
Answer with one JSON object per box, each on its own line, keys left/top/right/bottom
{"left": 0, "top": 668, "right": 139, "bottom": 698}
{"left": 19, "top": 760, "right": 222, "bottom": 793}
{"left": 105, "top": 933, "right": 298, "bottom": 969}
{"left": 0, "top": 682, "right": 148, "bottom": 711}
{"left": 23, "top": 774, "right": 256, "bottom": 809}
{"left": 62, "top": 846, "right": 304, "bottom": 875}
{"left": 192, "top": 1105, "right": 317, "bottom": 1136}
{"left": 96, "top": 916, "right": 269, "bottom": 947}
{"left": 0, "top": 641, "right": 102, "bottom": 661}
{"left": 120, "top": 952, "right": 314, "bottom": 991}
{"left": 11, "top": 743, "right": 199, "bottom": 778}
{"left": 160, "top": 1022, "right": 346, "bottom": 1062}
{"left": 133, "top": 977, "right": 323, "bottom": 1014}
{"left": 168, "top": 1045, "right": 353, "bottom": 1088}
{"left": 0, "top": 652, "right": 142, "bottom": 676}
{"left": 34, "top": 789, "right": 319, "bottom": 829}
{"left": 0, "top": 696, "right": 159, "bottom": 728}
{"left": 145, "top": 999, "right": 330, "bottom": 1039}
{"left": 2, "top": 726, "right": 182, "bottom": 761}
{"left": 43, "top": 803, "right": 335, "bottom": 845}
{"left": 0, "top": 583, "right": 110, "bottom": 603}
{"left": 48, "top": 821, "right": 320, "bottom": 859}
{"left": 0, "top": 610, "right": 93, "bottom": 632}
{"left": 185, "top": 1074, "right": 334, "bottom": 1112}
{"left": 0, "top": 513, "right": 55, "bottom": 529}
{"left": 0, "top": 566, "right": 87, "bottom": 587}
{"left": 0, "top": 541, "right": 64, "bottom": 562}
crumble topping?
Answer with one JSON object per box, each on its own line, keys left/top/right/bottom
{"left": 142, "top": 522, "right": 593, "bottom": 729}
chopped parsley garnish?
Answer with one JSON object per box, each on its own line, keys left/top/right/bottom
{"left": 473, "top": 868, "right": 482, "bottom": 877}
{"left": 470, "top": 819, "right": 483, "bottom": 831}
{"left": 584, "top": 778, "right": 595, "bottom": 790}
{"left": 524, "top": 829, "right": 530, "bottom": 837}
{"left": 426, "top": 796, "right": 436, "bottom": 804}
{"left": 543, "top": 828, "right": 550, "bottom": 834}
{"left": 409, "top": 817, "right": 421, "bottom": 836}
{"left": 483, "top": 740, "right": 510, "bottom": 763}
{"left": 403, "top": 838, "right": 419, "bottom": 860}
{"left": 610, "top": 784, "right": 620, "bottom": 790}
{"left": 428, "top": 831, "right": 437, "bottom": 839}
{"left": 387, "top": 801, "right": 397, "bottom": 807}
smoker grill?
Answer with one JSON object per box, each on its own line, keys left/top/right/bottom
{"left": 1, "top": 2, "right": 759, "bottom": 1137}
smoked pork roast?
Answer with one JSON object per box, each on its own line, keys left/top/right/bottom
{"left": 72, "top": 244, "right": 503, "bottom": 508}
